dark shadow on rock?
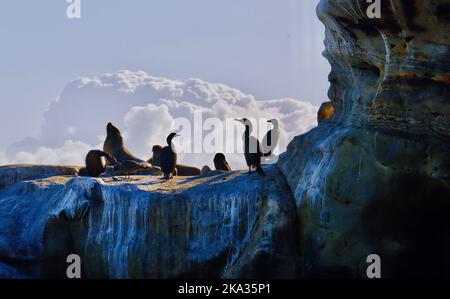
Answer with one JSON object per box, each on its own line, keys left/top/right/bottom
{"left": 362, "top": 173, "right": 450, "bottom": 278}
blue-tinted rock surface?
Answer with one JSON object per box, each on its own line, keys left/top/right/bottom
{"left": 278, "top": 0, "right": 450, "bottom": 278}
{"left": 0, "top": 167, "right": 300, "bottom": 278}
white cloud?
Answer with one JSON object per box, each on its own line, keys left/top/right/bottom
{"left": 123, "top": 104, "right": 175, "bottom": 157}
{"left": 3, "top": 140, "right": 93, "bottom": 166}
{"left": 2, "top": 70, "right": 318, "bottom": 169}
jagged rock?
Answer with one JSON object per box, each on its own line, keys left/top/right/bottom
{"left": 0, "top": 166, "right": 300, "bottom": 278}
{"left": 278, "top": 0, "right": 450, "bottom": 278}
{"left": 0, "top": 165, "right": 79, "bottom": 190}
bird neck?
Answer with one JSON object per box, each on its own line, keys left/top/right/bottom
{"left": 244, "top": 124, "right": 252, "bottom": 136}
{"left": 242, "top": 127, "right": 249, "bottom": 145}
{"left": 167, "top": 136, "right": 175, "bottom": 150}
{"left": 243, "top": 126, "right": 252, "bottom": 151}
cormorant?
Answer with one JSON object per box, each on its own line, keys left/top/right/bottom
{"left": 160, "top": 133, "right": 179, "bottom": 179}
{"left": 235, "top": 118, "right": 265, "bottom": 176}
{"left": 150, "top": 144, "right": 201, "bottom": 176}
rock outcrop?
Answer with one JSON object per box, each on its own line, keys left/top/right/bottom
{"left": 0, "top": 165, "right": 80, "bottom": 190}
{"left": 1, "top": 0, "right": 449, "bottom": 279}
{"left": 0, "top": 167, "right": 300, "bottom": 278}
{"left": 278, "top": 0, "right": 450, "bottom": 278}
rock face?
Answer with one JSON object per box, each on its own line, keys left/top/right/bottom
{"left": 0, "top": 167, "right": 300, "bottom": 278}
{"left": 278, "top": 0, "right": 450, "bottom": 278}
{"left": 0, "top": 165, "right": 79, "bottom": 190}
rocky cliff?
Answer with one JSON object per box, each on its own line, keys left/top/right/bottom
{"left": 0, "top": 165, "right": 299, "bottom": 278}
{"left": 278, "top": 0, "right": 450, "bottom": 278}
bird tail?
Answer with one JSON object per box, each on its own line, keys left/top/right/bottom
{"left": 260, "top": 143, "right": 272, "bottom": 157}
{"left": 262, "top": 150, "right": 272, "bottom": 157}
{"left": 256, "top": 165, "right": 266, "bottom": 176}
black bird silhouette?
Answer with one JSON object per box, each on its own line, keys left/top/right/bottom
{"left": 235, "top": 118, "right": 265, "bottom": 176}
{"left": 160, "top": 132, "right": 179, "bottom": 179}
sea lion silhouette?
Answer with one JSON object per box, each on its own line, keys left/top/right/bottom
{"left": 83, "top": 149, "right": 118, "bottom": 177}
{"left": 317, "top": 102, "right": 334, "bottom": 124}
{"left": 201, "top": 165, "right": 212, "bottom": 174}
{"left": 103, "top": 122, "right": 144, "bottom": 164}
{"left": 213, "top": 153, "right": 231, "bottom": 172}
{"left": 113, "top": 160, "right": 152, "bottom": 179}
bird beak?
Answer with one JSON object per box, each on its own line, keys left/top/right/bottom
{"left": 267, "top": 120, "right": 272, "bottom": 123}
{"left": 174, "top": 134, "right": 180, "bottom": 137}
{"left": 235, "top": 118, "right": 244, "bottom": 123}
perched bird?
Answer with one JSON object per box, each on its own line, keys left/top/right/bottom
{"left": 160, "top": 133, "right": 179, "bottom": 179}
{"left": 85, "top": 150, "right": 119, "bottom": 177}
{"left": 150, "top": 144, "right": 201, "bottom": 176}
{"left": 261, "top": 119, "right": 280, "bottom": 158}
{"left": 113, "top": 160, "right": 152, "bottom": 179}
{"left": 214, "top": 153, "right": 231, "bottom": 172}
{"left": 235, "top": 118, "right": 265, "bottom": 176}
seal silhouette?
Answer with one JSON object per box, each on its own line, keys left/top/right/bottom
{"left": 103, "top": 122, "right": 144, "bottom": 163}
{"left": 201, "top": 165, "right": 212, "bottom": 175}
{"left": 214, "top": 153, "right": 231, "bottom": 172}
{"left": 113, "top": 160, "right": 152, "bottom": 179}
{"left": 82, "top": 149, "right": 118, "bottom": 177}
{"left": 317, "top": 102, "right": 334, "bottom": 124}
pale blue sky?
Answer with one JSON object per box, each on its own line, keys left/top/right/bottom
{"left": 0, "top": 0, "right": 329, "bottom": 149}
